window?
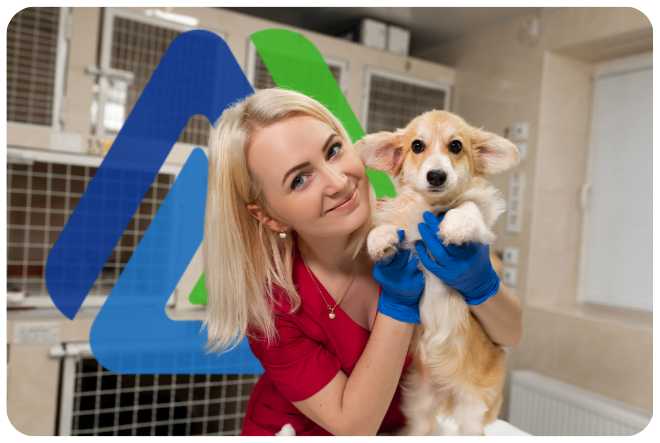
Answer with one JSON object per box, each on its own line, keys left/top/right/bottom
{"left": 7, "top": 7, "right": 69, "bottom": 128}
{"left": 246, "top": 40, "right": 349, "bottom": 96}
{"left": 579, "top": 53, "right": 652, "bottom": 311}
{"left": 6, "top": 149, "right": 179, "bottom": 309}
{"left": 362, "top": 67, "right": 451, "bottom": 134}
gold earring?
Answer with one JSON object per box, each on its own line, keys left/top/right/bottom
{"left": 278, "top": 227, "right": 286, "bottom": 239}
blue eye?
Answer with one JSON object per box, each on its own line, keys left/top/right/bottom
{"left": 328, "top": 142, "right": 342, "bottom": 159}
{"left": 291, "top": 174, "right": 308, "bottom": 190}
{"left": 290, "top": 142, "right": 342, "bottom": 191}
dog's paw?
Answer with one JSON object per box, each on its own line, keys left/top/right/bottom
{"left": 368, "top": 225, "right": 401, "bottom": 261}
{"left": 438, "top": 203, "right": 494, "bottom": 246}
{"left": 275, "top": 423, "right": 296, "bottom": 436}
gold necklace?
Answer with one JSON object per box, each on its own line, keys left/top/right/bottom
{"left": 300, "top": 248, "right": 363, "bottom": 320}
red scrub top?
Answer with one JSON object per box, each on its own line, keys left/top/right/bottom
{"left": 241, "top": 239, "right": 412, "bottom": 436}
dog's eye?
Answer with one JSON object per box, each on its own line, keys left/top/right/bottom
{"left": 449, "top": 140, "right": 463, "bottom": 154}
{"left": 412, "top": 140, "right": 425, "bottom": 153}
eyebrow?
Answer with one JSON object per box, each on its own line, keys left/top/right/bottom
{"left": 281, "top": 133, "right": 339, "bottom": 185}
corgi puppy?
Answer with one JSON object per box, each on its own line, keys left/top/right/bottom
{"left": 354, "top": 110, "right": 519, "bottom": 436}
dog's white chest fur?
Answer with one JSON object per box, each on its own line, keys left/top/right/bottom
{"left": 355, "top": 108, "right": 518, "bottom": 436}
{"left": 367, "top": 183, "right": 507, "bottom": 436}
{"left": 370, "top": 182, "right": 504, "bottom": 335}
{"left": 369, "top": 180, "right": 505, "bottom": 255}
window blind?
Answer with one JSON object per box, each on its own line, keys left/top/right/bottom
{"left": 582, "top": 56, "right": 652, "bottom": 311}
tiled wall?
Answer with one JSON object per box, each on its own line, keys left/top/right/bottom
{"left": 416, "top": 7, "right": 653, "bottom": 416}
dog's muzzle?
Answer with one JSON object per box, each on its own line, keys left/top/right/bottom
{"left": 427, "top": 170, "right": 447, "bottom": 187}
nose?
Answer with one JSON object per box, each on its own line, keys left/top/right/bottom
{"left": 427, "top": 170, "right": 447, "bottom": 187}
{"left": 325, "top": 164, "right": 348, "bottom": 194}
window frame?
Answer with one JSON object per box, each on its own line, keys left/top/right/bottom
{"left": 576, "top": 51, "right": 653, "bottom": 312}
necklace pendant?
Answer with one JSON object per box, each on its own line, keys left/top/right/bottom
{"left": 329, "top": 312, "right": 336, "bottom": 320}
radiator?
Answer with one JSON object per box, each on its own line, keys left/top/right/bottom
{"left": 508, "top": 370, "right": 651, "bottom": 436}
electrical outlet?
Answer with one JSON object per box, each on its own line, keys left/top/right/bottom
{"left": 513, "top": 122, "right": 529, "bottom": 141}
{"left": 502, "top": 266, "right": 517, "bottom": 287}
{"left": 502, "top": 247, "right": 519, "bottom": 266}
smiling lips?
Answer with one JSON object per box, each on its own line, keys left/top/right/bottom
{"left": 327, "top": 187, "right": 358, "bottom": 213}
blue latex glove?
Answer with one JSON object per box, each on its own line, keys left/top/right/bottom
{"left": 373, "top": 230, "right": 425, "bottom": 324}
{"left": 415, "top": 211, "right": 500, "bottom": 306}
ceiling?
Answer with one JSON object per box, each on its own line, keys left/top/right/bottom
{"left": 222, "top": 7, "right": 544, "bottom": 56}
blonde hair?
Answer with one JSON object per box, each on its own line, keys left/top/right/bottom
{"left": 202, "top": 88, "right": 374, "bottom": 356}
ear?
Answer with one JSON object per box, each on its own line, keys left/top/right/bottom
{"left": 353, "top": 129, "right": 405, "bottom": 176}
{"left": 247, "top": 204, "right": 288, "bottom": 233}
{"left": 471, "top": 128, "right": 520, "bottom": 175}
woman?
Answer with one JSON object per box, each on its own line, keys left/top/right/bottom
{"left": 202, "top": 88, "right": 522, "bottom": 436}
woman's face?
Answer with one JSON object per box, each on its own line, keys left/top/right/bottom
{"left": 246, "top": 114, "right": 370, "bottom": 239}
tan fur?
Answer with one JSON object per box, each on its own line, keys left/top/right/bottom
{"left": 355, "top": 110, "right": 519, "bottom": 436}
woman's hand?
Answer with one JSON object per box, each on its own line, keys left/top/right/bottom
{"left": 415, "top": 211, "right": 500, "bottom": 306}
{"left": 293, "top": 231, "right": 422, "bottom": 434}
{"left": 372, "top": 230, "right": 425, "bottom": 323}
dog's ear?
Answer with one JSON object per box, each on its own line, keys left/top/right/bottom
{"left": 354, "top": 129, "right": 405, "bottom": 176}
{"left": 471, "top": 128, "right": 520, "bottom": 175}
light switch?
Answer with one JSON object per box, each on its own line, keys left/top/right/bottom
{"left": 513, "top": 122, "right": 529, "bottom": 141}
{"left": 502, "top": 266, "right": 517, "bottom": 287}
{"left": 507, "top": 172, "right": 525, "bottom": 234}
{"left": 515, "top": 142, "right": 527, "bottom": 161}
{"left": 502, "top": 247, "right": 519, "bottom": 266}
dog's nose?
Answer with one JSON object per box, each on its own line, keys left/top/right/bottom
{"left": 427, "top": 170, "right": 447, "bottom": 187}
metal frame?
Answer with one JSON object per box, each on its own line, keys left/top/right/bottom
{"left": 96, "top": 7, "right": 226, "bottom": 144}
{"left": 7, "top": 146, "right": 181, "bottom": 310}
{"left": 245, "top": 39, "right": 350, "bottom": 96}
{"left": 96, "top": 7, "right": 194, "bottom": 138}
{"left": 52, "top": 7, "right": 72, "bottom": 130}
{"left": 360, "top": 65, "right": 452, "bottom": 130}
{"left": 245, "top": 39, "right": 257, "bottom": 87}
{"left": 323, "top": 55, "right": 350, "bottom": 96}
{"left": 52, "top": 342, "right": 94, "bottom": 436}
{"left": 54, "top": 342, "right": 258, "bottom": 436}
{"left": 576, "top": 51, "right": 652, "bottom": 309}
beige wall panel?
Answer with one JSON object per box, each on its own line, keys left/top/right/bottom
{"left": 59, "top": 317, "right": 95, "bottom": 342}
{"left": 510, "top": 307, "right": 652, "bottom": 412}
{"left": 539, "top": 54, "right": 593, "bottom": 133}
{"left": 7, "top": 124, "right": 52, "bottom": 150}
{"left": 7, "top": 319, "right": 13, "bottom": 343}
{"left": 528, "top": 53, "right": 592, "bottom": 309}
{"left": 417, "top": 7, "right": 653, "bottom": 415}
{"left": 63, "top": 8, "right": 100, "bottom": 135}
{"left": 540, "top": 7, "right": 652, "bottom": 51}
{"left": 164, "top": 144, "right": 197, "bottom": 167}
{"left": 7, "top": 402, "right": 57, "bottom": 436}
{"left": 7, "top": 344, "right": 60, "bottom": 436}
